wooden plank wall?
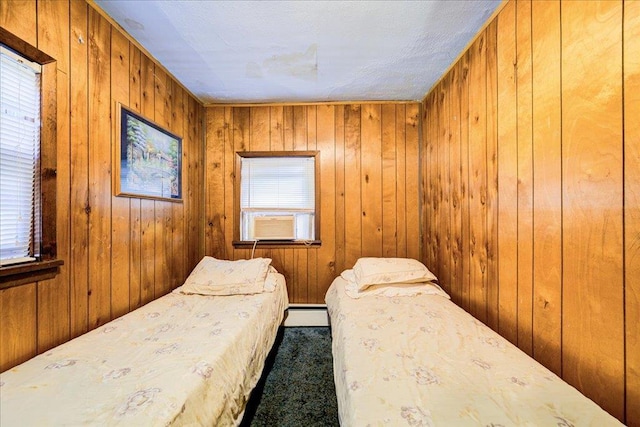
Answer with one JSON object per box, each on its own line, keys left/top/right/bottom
{"left": 0, "top": 0, "right": 204, "bottom": 372}
{"left": 204, "top": 104, "right": 422, "bottom": 304}
{"left": 421, "top": 1, "right": 639, "bottom": 425}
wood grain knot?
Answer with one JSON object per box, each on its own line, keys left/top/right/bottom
{"left": 42, "top": 168, "right": 57, "bottom": 178}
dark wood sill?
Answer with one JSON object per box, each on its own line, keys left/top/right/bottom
{"left": 0, "top": 259, "right": 64, "bottom": 290}
{"left": 233, "top": 240, "right": 321, "bottom": 249}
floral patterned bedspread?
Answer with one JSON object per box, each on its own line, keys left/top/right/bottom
{"left": 0, "top": 281, "right": 288, "bottom": 426}
{"left": 325, "top": 277, "right": 622, "bottom": 427}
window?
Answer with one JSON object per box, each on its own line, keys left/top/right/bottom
{"left": 0, "top": 29, "right": 62, "bottom": 289}
{"left": 0, "top": 45, "right": 41, "bottom": 266}
{"left": 235, "top": 151, "right": 320, "bottom": 246}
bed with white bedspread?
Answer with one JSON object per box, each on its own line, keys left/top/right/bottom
{"left": 0, "top": 256, "right": 288, "bottom": 426}
{"left": 325, "top": 257, "right": 622, "bottom": 426}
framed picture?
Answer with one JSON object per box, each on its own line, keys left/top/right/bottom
{"left": 114, "top": 104, "right": 183, "bottom": 201}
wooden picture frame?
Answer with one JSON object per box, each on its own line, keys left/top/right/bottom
{"left": 114, "top": 104, "right": 183, "bottom": 201}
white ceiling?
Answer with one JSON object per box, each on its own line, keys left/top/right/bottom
{"left": 94, "top": 0, "right": 502, "bottom": 104}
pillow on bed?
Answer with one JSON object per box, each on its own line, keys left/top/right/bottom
{"left": 263, "top": 266, "right": 285, "bottom": 292}
{"left": 341, "top": 269, "right": 449, "bottom": 299}
{"left": 178, "top": 256, "right": 272, "bottom": 296}
{"left": 352, "top": 257, "right": 438, "bottom": 291}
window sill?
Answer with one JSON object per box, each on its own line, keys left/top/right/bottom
{"left": 233, "top": 240, "right": 321, "bottom": 249}
{"left": 0, "top": 259, "right": 64, "bottom": 290}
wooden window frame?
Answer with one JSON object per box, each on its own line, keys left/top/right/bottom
{"left": 0, "top": 27, "right": 62, "bottom": 290}
{"left": 233, "top": 151, "right": 321, "bottom": 248}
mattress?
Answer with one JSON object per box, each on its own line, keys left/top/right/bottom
{"left": 325, "top": 276, "right": 622, "bottom": 426}
{"left": 0, "top": 279, "right": 288, "bottom": 426}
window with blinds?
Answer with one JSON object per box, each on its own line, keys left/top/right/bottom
{"left": 0, "top": 45, "right": 42, "bottom": 266}
{"left": 238, "top": 152, "right": 318, "bottom": 242}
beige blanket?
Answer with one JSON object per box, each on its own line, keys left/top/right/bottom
{"left": 1, "top": 279, "right": 288, "bottom": 426}
{"left": 325, "top": 276, "right": 621, "bottom": 426}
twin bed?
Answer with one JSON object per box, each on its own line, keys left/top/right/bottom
{"left": 325, "top": 257, "right": 622, "bottom": 426}
{"left": 0, "top": 256, "right": 288, "bottom": 426}
{"left": 1, "top": 255, "right": 623, "bottom": 426}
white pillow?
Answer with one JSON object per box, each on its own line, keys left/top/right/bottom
{"left": 263, "top": 266, "right": 285, "bottom": 292}
{"left": 352, "top": 257, "right": 438, "bottom": 291}
{"left": 341, "top": 269, "right": 449, "bottom": 299}
{"left": 178, "top": 256, "right": 272, "bottom": 296}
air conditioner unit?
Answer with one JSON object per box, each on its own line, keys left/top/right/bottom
{"left": 252, "top": 216, "right": 295, "bottom": 240}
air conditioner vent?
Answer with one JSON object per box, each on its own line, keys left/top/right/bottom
{"left": 252, "top": 216, "right": 295, "bottom": 240}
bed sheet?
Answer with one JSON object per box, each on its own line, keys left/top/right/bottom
{"left": 0, "top": 280, "right": 288, "bottom": 426}
{"left": 325, "top": 277, "right": 622, "bottom": 426}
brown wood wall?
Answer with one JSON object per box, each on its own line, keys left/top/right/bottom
{"left": 422, "top": 0, "right": 639, "bottom": 425}
{"left": 0, "top": 0, "right": 205, "bottom": 372}
{"left": 2, "top": 1, "right": 638, "bottom": 425}
{"left": 204, "top": 104, "right": 422, "bottom": 304}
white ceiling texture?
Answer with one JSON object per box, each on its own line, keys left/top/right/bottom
{"left": 94, "top": 0, "right": 502, "bottom": 104}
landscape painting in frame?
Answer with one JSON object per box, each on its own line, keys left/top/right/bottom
{"left": 116, "top": 104, "right": 182, "bottom": 201}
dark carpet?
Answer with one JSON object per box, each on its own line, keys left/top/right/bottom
{"left": 241, "top": 327, "right": 340, "bottom": 427}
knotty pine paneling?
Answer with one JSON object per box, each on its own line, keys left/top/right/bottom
{"left": 485, "top": 20, "right": 498, "bottom": 333}
{"left": 459, "top": 52, "right": 472, "bottom": 311}
{"left": 0, "top": 0, "right": 204, "bottom": 372}
{"left": 468, "top": 31, "right": 488, "bottom": 326}
{"left": 111, "top": 27, "right": 132, "bottom": 319}
{"left": 204, "top": 104, "right": 422, "bottom": 304}
{"left": 87, "top": 5, "right": 111, "bottom": 330}
{"left": 515, "top": 0, "right": 534, "bottom": 359}
{"left": 36, "top": 0, "right": 71, "bottom": 353}
{"left": 422, "top": 0, "right": 636, "bottom": 424}
{"left": 495, "top": 0, "right": 518, "bottom": 347}
{"left": 624, "top": 1, "right": 640, "bottom": 422}
{"left": 531, "top": 0, "right": 562, "bottom": 378}
{"left": 69, "top": 0, "right": 90, "bottom": 338}
{"left": 0, "top": 0, "right": 36, "bottom": 47}
{"left": 562, "top": 0, "right": 624, "bottom": 419}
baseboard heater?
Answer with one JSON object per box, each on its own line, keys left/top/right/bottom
{"left": 284, "top": 304, "right": 329, "bottom": 327}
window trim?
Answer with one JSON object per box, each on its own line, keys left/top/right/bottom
{"left": 0, "top": 27, "right": 62, "bottom": 287}
{"left": 0, "top": 259, "right": 64, "bottom": 290}
{"left": 233, "top": 151, "right": 321, "bottom": 248}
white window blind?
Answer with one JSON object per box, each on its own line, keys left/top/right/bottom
{"left": 239, "top": 155, "right": 316, "bottom": 241}
{"left": 241, "top": 156, "right": 315, "bottom": 211}
{"left": 0, "top": 46, "right": 41, "bottom": 265}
